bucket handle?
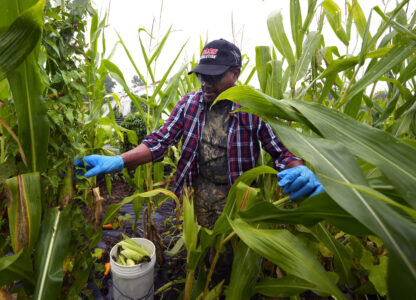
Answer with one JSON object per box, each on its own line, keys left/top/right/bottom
{"left": 113, "top": 282, "right": 154, "bottom": 300}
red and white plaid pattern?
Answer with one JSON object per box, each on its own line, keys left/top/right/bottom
{"left": 143, "top": 90, "right": 301, "bottom": 198}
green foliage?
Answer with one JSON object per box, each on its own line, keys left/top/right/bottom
{"left": 1, "top": 0, "right": 415, "bottom": 299}
{"left": 180, "top": 0, "right": 416, "bottom": 299}
{"left": 119, "top": 112, "right": 146, "bottom": 152}
{"left": 0, "top": 1, "right": 110, "bottom": 299}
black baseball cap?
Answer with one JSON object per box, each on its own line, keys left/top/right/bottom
{"left": 188, "top": 39, "right": 242, "bottom": 75}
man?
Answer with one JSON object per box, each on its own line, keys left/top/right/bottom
{"left": 75, "top": 39, "right": 324, "bottom": 229}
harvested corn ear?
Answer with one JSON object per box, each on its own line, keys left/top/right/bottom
{"left": 113, "top": 236, "right": 151, "bottom": 266}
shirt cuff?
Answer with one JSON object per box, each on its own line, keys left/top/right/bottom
{"left": 276, "top": 156, "right": 303, "bottom": 171}
{"left": 142, "top": 140, "right": 165, "bottom": 162}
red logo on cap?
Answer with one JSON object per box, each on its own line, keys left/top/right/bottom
{"left": 201, "top": 48, "right": 218, "bottom": 55}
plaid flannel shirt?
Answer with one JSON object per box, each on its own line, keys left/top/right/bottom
{"left": 142, "top": 89, "right": 301, "bottom": 198}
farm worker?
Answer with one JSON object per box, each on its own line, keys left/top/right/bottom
{"left": 75, "top": 39, "right": 324, "bottom": 229}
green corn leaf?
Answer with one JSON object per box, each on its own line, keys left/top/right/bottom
{"left": 104, "top": 98, "right": 123, "bottom": 142}
{"left": 348, "top": 0, "right": 369, "bottom": 40}
{"left": 223, "top": 165, "right": 276, "bottom": 219}
{"left": 393, "top": 103, "right": 416, "bottom": 137}
{"left": 268, "top": 60, "right": 283, "bottom": 99}
{"left": 153, "top": 161, "right": 164, "bottom": 185}
{"left": 183, "top": 189, "right": 196, "bottom": 251}
{"left": 89, "top": 13, "right": 98, "bottom": 55}
{"left": 398, "top": 54, "right": 416, "bottom": 83}
{"left": 93, "top": 65, "right": 107, "bottom": 101}
{"left": 229, "top": 218, "right": 347, "bottom": 299}
{"left": 57, "top": 165, "right": 74, "bottom": 206}
{"left": 131, "top": 165, "right": 145, "bottom": 228}
{"left": 226, "top": 240, "right": 262, "bottom": 300}
{"left": 33, "top": 205, "right": 71, "bottom": 300}
{"left": 255, "top": 46, "right": 271, "bottom": 93}
{"left": 374, "top": 6, "right": 416, "bottom": 41}
{"left": 5, "top": 173, "right": 41, "bottom": 253}
{"left": 346, "top": 2, "right": 353, "bottom": 41}
{"left": 317, "top": 74, "right": 336, "bottom": 104}
{"left": 359, "top": 10, "right": 373, "bottom": 65}
{"left": 285, "top": 99, "right": 416, "bottom": 208}
{"left": 148, "top": 41, "right": 188, "bottom": 110}
{"left": 243, "top": 66, "right": 256, "bottom": 86}
{"left": 322, "top": 0, "right": 349, "bottom": 46}
{"left": 116, "top": 31, "right": 146, "bottom": 85}
{"left": 344, "top": 90, "right": 363, "bottom": 118}
{"left": 0, "top": 250, "right": 22, "bottom": 272}
{"left": 264, "top": 118, "right": 416, "bottom": 300}
{"left": 365, "top": 0, "right": 410, "bottom": 53}
{"left": 320, "top": 176, "right": 416, "bottom": 221}
{"left": 217, "top": 85, "right": 416, "bottom": 297}
{"left": 101, "top": 59, "right": 144, "bottom": 118}
{"left": 395, "top": 92, "right": 416, "bottom": 120}
{"left": 216, "top": 86, "right": 316, "bottom": 132}
{"left": 290, "top": 0, "right": 303, "bottom": 58}
{"left": 312, "top": 223, "right": 354, "bottom": 286}
{"left": 151, "top": 64, "right": 187, "bottom": 131}
{"left": 302, "top": 0, "right": 318, "bottom": 33}
{"left": 216, "top": 86, "right": 299, "bottom": 122}
{"left": 378, "top": 77, "right": 413, "bottom": 101}
{"left": 320, "top": 45, "right": 392, "bottom": 78}
{"left": 254, "top": 276, "right": 314, "bottom": 297}
{"left": 0, "top": 117, "right": 27, "bottom": 166}
{"left": 0, "top": 250, "right": 35, "bottom": 287}
{"left": 267, "top": 10, "right": 295, "bottom": 66}
{"left": 213, "top": 165, "right": 277, "bottom": 235}
{"left": 196, "top": 281, "right": 223, "bottom": 300}
{"left": 4, "top": 0, "right": 49, "bottom": 172}
{"left": 0, "top": 0, "right": 45, "bottom": 80}
{"left": 239, "top": 193, "right": 371, "bottom": 236}
{"left": 282, "top": 65, "right": 291, "bottom": 94}
{"left": 148, "top": 26, "right": 172, "bottom": 65}
{"left": 138, "top": 29, "right": 155, "bottom": 84}
{"left": 102, "top": 188, "right": 179, "bottom": 225}
{"left": 292, "top": 31, "right": 321, "bottom": 84}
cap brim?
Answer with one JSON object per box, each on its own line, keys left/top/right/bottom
{"left": 188, "top": 64, "right": 230, "bottom": 75}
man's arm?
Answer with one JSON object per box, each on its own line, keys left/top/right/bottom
{"left": 121, "top": 143, "right": 152, "bottom": 169}
{"left": 258, "top": 120, "right": 324, "bottom": 200}
{"left": 258, "top": 119, "right": 303, "bottom": 171}
{"left": 75, "top": 95, "right": 188, "bottom": 178}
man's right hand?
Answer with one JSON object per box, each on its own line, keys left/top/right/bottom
{"left": 74, "top": 155, "right": 124, "bottom": 178}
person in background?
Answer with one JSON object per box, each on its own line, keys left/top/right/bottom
{"left": 75, "top": 38, "right": 324, "bottom": 230}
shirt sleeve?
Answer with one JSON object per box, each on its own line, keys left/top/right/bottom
{"left": 142, "top": 96, "right": 186, "bottom": 162}
{"left": 258, "top": 118, "right": 303, "bottom": 171}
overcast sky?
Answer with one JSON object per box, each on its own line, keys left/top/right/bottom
{"left": 92, "top": 0, "right": 415, "bottom": 87}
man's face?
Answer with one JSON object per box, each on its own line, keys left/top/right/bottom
{"left": 197, "top": 68, "right": 241, "bottom": 103}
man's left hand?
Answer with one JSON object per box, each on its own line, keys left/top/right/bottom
{"left": 277, "top": 165, "right": 324, "bottom": 200}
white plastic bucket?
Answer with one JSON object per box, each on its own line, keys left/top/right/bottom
{"left": 110, "top": 238, "right": 156, "bottom": 300}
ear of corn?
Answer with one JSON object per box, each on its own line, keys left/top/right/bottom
{"left": 119, "top": 240, "right": 150, "bottom": 257}
{"left": 113, "top": 236, "right": 151, "bottom": 266}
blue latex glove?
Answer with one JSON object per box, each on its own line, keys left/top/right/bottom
{"left": 74, "top": 155, "right": 124, "bottom": 178}
{"left": 277, "top": 165, "right": 324, "bottom": 200}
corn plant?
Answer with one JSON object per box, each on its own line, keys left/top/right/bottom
{"left": 0, "top": 1, "right": 71, "bottom": 299}
{"left": 0, "top": 1, "right": 121, "bottom": 298}
{"left": 207, "top": 0, "right": 416, "bottom": 299}
{"left": 100, "top": 18, "right": 193, "bottom": 259}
